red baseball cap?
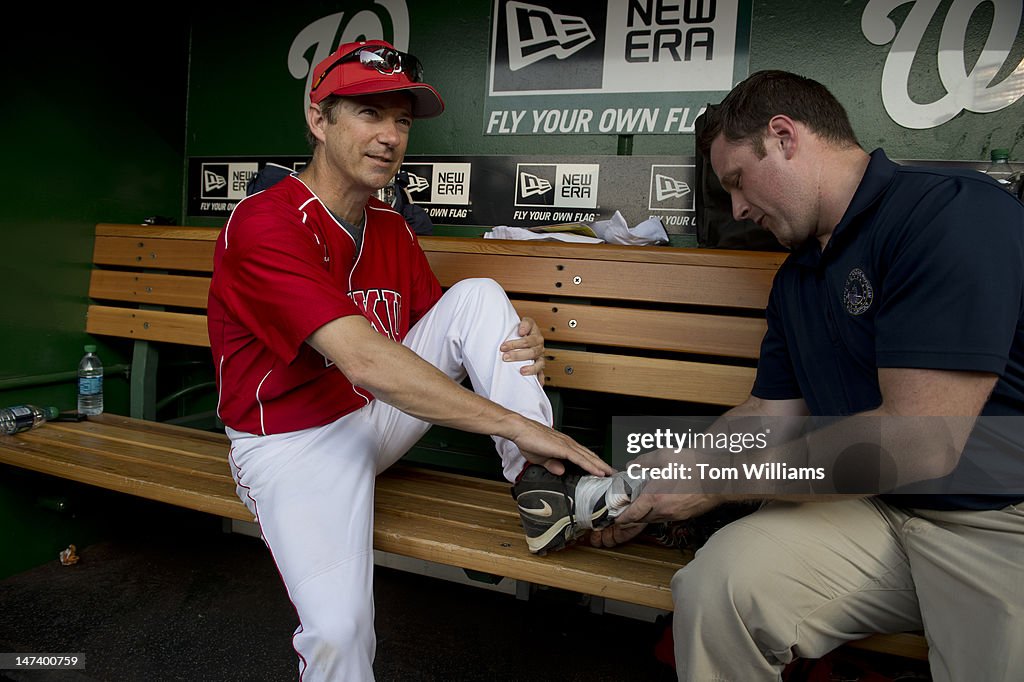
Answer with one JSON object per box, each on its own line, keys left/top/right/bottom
{"left": 308, "top": 40, "right": 445, "bottom": 119}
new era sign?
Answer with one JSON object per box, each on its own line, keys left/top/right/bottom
{"left": 489, "top": 0, "right": 745, "bottom": 95}
{"left": 648, "top": 165, "right": 695, "bottom": 212}
{"left": 200, "top": 162, "right": 258, "bottom": 200}
{"left": 491, "top": 2, "right": 606, "bottom": 93}
{"left": 485, "top": 0, "right": 751, "bottom": 134}
{"left": 400, "top": 163, "right": 473, "bottom": 206}
{"left": 514, "top": 163, "right": 600, "bottom": 209}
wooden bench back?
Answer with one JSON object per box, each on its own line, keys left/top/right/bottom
{"left": 424, "top": 239, "right": 783, "bottom": 406}
{"left": 88, "top": 224, "right": 216, "bottom": 347}
{"left": 87, "top": 224, "right": 785, "bottom": 408}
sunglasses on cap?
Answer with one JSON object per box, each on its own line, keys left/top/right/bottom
{"left": 311, "top": 45, "right": 424, "bottom": 93}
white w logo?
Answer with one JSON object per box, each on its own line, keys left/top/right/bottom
{"left": 862, "top": 0, "right": 1024, "bottom": 129}
{"left": 655, "top": 175, "right": 691, "bottom": 201}
{"left": 287, "top": 2, "right": 412, "bottom": 115}
{"left": 519, "top": 172, "right": 553, "bottom": 198}
{"left": 505, "top": 1, "right": 595, "bottom": 72}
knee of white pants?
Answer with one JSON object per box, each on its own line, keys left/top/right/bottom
{"left": 296, "top": 612, "right": 374, "bottom": 679}
{"left": 446, "top": 277, "right": 509, "bottom": 307}
{"left": 303, "top": 612, "right": 367, "bottom": 653}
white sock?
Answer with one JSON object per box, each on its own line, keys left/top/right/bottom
{"left": 573, "top": 472, "right": 644, "bottom": 530}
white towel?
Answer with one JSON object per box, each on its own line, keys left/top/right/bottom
{"left": 590, "top": 211, "right": 669, "bottom": 246}
{"left": 484, "top": 225, "right": 604, "bottom": 244}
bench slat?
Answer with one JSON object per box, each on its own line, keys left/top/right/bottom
{"left": 86, "top": 305, "right": 210, "bottom": 346}
{"left": 87, "top": 228, "right": 786, "bottom": 275}
{"left": 375, "top": 477, "right": 692, "bottom": 569}
{"left": 93, "top": 235, "right": 216, "bottom": 272}
{"left": 84, "top": 301, "right": 764, "bottom": 370}
{"left": 418, "top": 236, "right": 788, "bottom": 269}
{"left": 845, "top": 633, "right": 930, "bottom": 660}
{"left": 90, "top": 270, "right": 211, "bottom": 309}
{"left": 514, "top": 299, "right": 765, "bottom": 358}
{"left": 546, "top": 349, "right": 755, "bottom": 406}
{"left": 372, "top": 507, "right": 677, "bottom": 610}
{"left": 96, "top": 224, "right": 221, "bottom": 241}
{"left": 425, "top": 252, "right": 776, "bottom": 309}
{"left": 43, "top": 423, "right": 228, "bottom": 472}
{"left": 0, "top": 434, "right": 247, "bottom": 519}
{"left": 71, "top": 412, "right": 231, "bottom": 447}
{"left": 375, "top": 471, "right": 517, "bottom": 513}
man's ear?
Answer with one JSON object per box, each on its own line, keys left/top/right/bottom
{"left": 767, "top": 115, "right": 798, "bottom": 160}
{"left": 307, "top": 104, "right": 328, "bottom": 144}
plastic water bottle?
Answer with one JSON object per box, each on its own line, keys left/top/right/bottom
{"left": 0, "top": 404, "right": 60, "bottom": 435}
{"left": 983, "top": 149, "right": 1022, "bottom": 196}
{"left": 77, "top": 344, "right": 104, "bottom": 416}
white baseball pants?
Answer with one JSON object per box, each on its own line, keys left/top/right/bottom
{"left": 226, "top": 278, "right": 552, "bottom": 681}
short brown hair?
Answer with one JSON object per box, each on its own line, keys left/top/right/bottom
{"left": 697, "top": 70, "right": 860, "bottom": 158}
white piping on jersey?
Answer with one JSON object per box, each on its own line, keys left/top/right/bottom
{"left": 367, "top": 203, "right": 415, "bottom": 242}
{"left": 293, "top": 177, "right": 362, "bottom": 255}
{"left": 284, "top": 176, "right": 385, "bottom": 410}
{"left": 221, "top": 191, "right": 262, "bottom": 251}
{"left": 352, "top": 385, "right": 372, "bottom": 406}
{"left": 347, "top": 211, "right": 366, "bottom": 292}
{"left": 297, "top": 195, "right": 331, "bottom": 262}
{"left": 221, "top": 175, "right": 306, "bottom": 251}
{"left": 255, "top": 369, "right": 273, "bottom": 436}
{"left": 215, "top": 354, "right": 225, "bottom": 421}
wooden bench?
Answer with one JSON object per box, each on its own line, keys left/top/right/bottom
{"left": 0, "top": 223, "right": 929, "bottom": 663}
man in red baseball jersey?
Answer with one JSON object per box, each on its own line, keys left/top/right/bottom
{"left": 207, "top": 40, "right": 613, "bottom": 681}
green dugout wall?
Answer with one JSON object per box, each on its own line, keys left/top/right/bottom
{"left": 185, "top": 1, "right": 1024, "bottom": 165}
{"left": 1, "top": 2, "right": 1022, "bottom": 575}
{"left": 0, "top": 13, "right": 189, "bottom": 577}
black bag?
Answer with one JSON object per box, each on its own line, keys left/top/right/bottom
{"left": 694, "top": 105, "right": 786, "bottom": 251}
{"left": 393, "top": 171, "right": 434, "bottom": 236}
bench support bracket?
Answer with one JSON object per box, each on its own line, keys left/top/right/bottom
{"left": 130, "top": 340, "right": 159, "bottom": 421}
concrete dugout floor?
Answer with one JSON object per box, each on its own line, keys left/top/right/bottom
{"left": 0, "top": 500, "right": 676, "bottom": 682}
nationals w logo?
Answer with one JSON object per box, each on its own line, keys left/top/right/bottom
{"left": 862, "top": 0, "right": 1024, "bottom": 129}
{"left": 288, "top": 1, "right": 412, "bottom": 114}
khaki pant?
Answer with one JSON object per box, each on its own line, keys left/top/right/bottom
{"left": 671, "top": 498, "right": 1024, "bottom": 681}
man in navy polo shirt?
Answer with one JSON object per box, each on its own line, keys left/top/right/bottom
{"left": 591, "top": 71, "right": 1024, "bottom": 681}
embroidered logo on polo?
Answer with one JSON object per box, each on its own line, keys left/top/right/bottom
{"left": 843, "top": 268, "right": 874, "bottom": 315}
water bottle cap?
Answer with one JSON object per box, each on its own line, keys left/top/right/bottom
{"left": 84, "top": 344, "right": 97, "bottom": 353}
{"left": 991, "top": 148, "right": 1010, "bottom": 161}
{"left": 44, "top": 406, "right": 60, "bottom": 420}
